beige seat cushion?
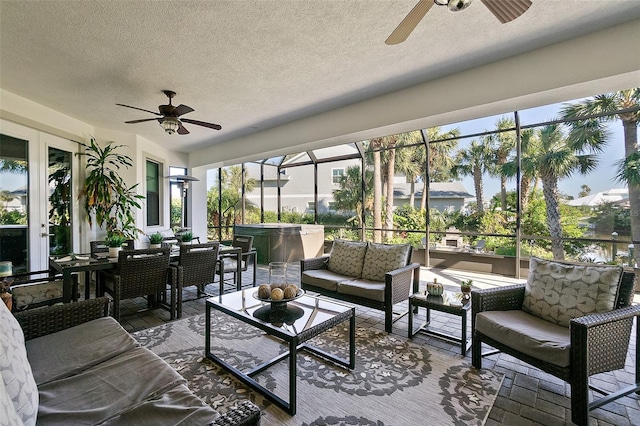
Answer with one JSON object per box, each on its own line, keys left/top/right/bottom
{"left": 361, "top": 242, "right": 410, "bottom": 282}
{"left": 337, "top": 278, "right": 385, "bottom": 302}
{"left": 476, "top": 310, "right": 571, "bottom": 367}
{"left": 522, "top": 257, "right": 623, "bottom": 327}
{"left": 302, "top": 269, "right": 351, "bottom": 292}
{"left": 36, "top": 346, "right": 187, "bottom": 425}
{"left": 26, "top": 316, "right": 138, "bottom": 386}
{"left": 327, "top": 240, "right": 368, "bottom": 278}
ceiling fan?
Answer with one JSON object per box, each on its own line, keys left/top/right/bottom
{"left": 116, "top": 90, "right": 222, "bottom": 135}
{"left": 385, "top": 0, "right": 532, "bottom": 45}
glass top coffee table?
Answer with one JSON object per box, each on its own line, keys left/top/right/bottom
{"left": 205, "top": 289, "right": 355, "bottom": 415}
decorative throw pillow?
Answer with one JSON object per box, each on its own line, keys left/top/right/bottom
{"left": 361, "top": 242, "right": 411, "bottom": 282}
{"left": 522, "top": 257, "right": 623, "bottom": 327}
{"left": 327, "top": 240, "right": 368, "bottom": 278}
{"left": 0, "top": 301, "right": 38, "bottom": 426}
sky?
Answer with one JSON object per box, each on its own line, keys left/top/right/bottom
{"left": 442, "top": 99, "right": 629, "bottom": 201}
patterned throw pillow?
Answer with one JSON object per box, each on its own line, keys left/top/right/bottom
{"left": 0, "top": 301, "right": 38, "bottom": 426}
{"left": 327, "top": 240, "right": 368, "bottom": 278}
{"left": 361, "top": 243, "right": 411, "bottom": 282}
{"left": 522, "top": 257, "right": 623, "bottom": 327}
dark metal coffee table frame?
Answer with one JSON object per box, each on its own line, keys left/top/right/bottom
{"left": 408, "top": 291, "right": 471, "bottom": 355}
{"left": 205, "top": 292, "right": 355, "bottom": 415}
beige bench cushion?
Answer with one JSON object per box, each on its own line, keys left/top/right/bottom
{"left": 26, "top": 317, "right": 138, "bottom": 386}
{"left": 327, "top": 240, "right": 368, "bottom": 278}
{"left": 476, "top": 310, "right": 571, "bottom": 367}
{"left": 337, "top": 278, "right": 385, "bottom": 302}
{"left": 302, "top": 269, "right": 351, "bottom": 292}
{"left": 522, "top": 257, "right": 623, "bottom": 327}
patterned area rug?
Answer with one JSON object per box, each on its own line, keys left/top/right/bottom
{"left": 133, "top": 313, "right": 503, "bottom": 425}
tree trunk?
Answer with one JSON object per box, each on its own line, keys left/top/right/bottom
{"left": 521, "top": 177, "right": 532, "bottom": 212}
{"left": 373, "top": 150, "right": 382, "bottom": 243}
{"left": 409, "top": 180, "right": 415, "bottom": 208}
{"left": 385, "top": 149, "right": 396, "bottom": 241}
{"left": 473, "top": 165, "right": 484, "bottom": 214}
{"left": 500, "top": 175, "right": 507, "bottom": 211}
{"left": 420, "top": 178, "right": 427, "bottom": 211}
{"left": 622, "top": 120, "right": 640, "bottom": 267}
{"left": 541, "top": 175, "right": 565, "bottom": 260}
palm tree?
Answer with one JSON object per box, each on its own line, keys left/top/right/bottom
{"left": 501, "top": 128, "right": 539, "bottom": 212}
{"left": 530, "top": 124, "right": 602, "bottom": 260}
{"left": 369, "top": 138, "right": 383, "bottom": 243}
{"left": 395, "top": 132, "right": 423, "bottom": 208}
{"left": 561, "top": 89, "right": 640, "bottom": 266}
{"left": 419, "top": 127, "right": 460, "bottom": 211}
{"left": 486, "top": 118, "right": 517, "bottom": 211}
{"left": 452, "top": 139, "right": 492, "bottom": 214}
{"left": 333, "top": 165, "right": 373, "bottom": 228}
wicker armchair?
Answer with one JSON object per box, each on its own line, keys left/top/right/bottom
{"left": 4, "top": 270, "right": 68, "bottom": 312}
{"left": 102, "top": 248, "right": 176, "bottom": 321}
{"left": 472, "top": 270, "right": 639, "bottom": 426}
{"left": 172, "top": 242, "right": 220, "bottom": 318}
{"left": 216, "top": 235, "right": 257, "bottom": 292}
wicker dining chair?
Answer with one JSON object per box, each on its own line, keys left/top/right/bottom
{"left": 101, "top": 247, "right": 176, "bottom": 321}
{"left": 472, "top": 265, "right": 639, "bottom": 426}
{"left": 216, "top": 234, "right": 256, "bottom": 292}
{"left": 172, "top": 242, "right": 219, "bottom": 318}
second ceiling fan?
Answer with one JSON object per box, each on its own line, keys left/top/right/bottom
{"left": 386, "top": 0, "right": 533, "bottom": 45}
{"left": 117, "top": 90, "right": 222, "bottom": 135}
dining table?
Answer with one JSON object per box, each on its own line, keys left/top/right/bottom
{"left": 49, "top": 245, "right": 245, "bottom": 303}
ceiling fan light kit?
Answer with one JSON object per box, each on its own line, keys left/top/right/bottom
{"left": 117, "top": 90, "right": 222, "bottom": 135}
{"left": 386, "top": 0, "right": 532, "bottom": 45}
{"left": 160, "top": 117, "right": 181, "bottom": 135}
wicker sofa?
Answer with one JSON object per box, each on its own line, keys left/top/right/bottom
{"left": 2, "top": 297, "right": 261, "bottom": 426}
{"left": 472, "top": 257, "right": 639, "bottom": 426}
{"left": 300, "top": 240, "right": 420, "bottom": 332}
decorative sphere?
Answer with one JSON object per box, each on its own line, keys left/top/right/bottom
{"left": 270, "top": 288, "right": 284, "bottom": 301}
{"left": 258, "top": 284, "right": 271, "bottom": 299}
{"left": 283, "top": 286, "right": 298, "bottom": 299}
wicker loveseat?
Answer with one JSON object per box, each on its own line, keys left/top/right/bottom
{"left": 2, "top": 297, "right": 261, "bottom": 426}
{"left": 472, "top": 257, "right": 639, "bottom": 426}
{"left": 301, "top": 240, "right": 420, "bottom": 333}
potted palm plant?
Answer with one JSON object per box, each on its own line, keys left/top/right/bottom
{"left": 460, "top": 279, "right": 473, "bottom": 300}
{"left": 78, "top": 137, "right": 144, "bottom": 240}
{"left": 148, "top": 232, "right": 164, "bottom": 249}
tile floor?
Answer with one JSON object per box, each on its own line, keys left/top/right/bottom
{"left": 114, "top": 264, "right": 639, "bottom": 426}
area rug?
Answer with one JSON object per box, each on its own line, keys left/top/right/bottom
{"left": 133, "top": 313, "right": 503, "bottom": 425}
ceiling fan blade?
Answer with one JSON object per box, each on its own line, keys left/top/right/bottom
{"left": 172, "top": 104, "right": 195, "bottom": 117}
{"left": 481, "top": 0, "right": 532, "bottom": 24}
{"left": 177, "top": 123, "right": 190, "bottom": 135}
{"left": 181, "top": 118, "right": 222, "bottom": 131}
{"left": 116, "top": 103, "right": 162, "bottom": 116}
{"left": 124, "top": 118, "right": 160, "bottom": 124}
{"left": 385, "top": 0, "right": 434, "bottom": 45}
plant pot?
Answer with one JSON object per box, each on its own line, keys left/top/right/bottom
{"left": 461, "top": 287, "right": 471, "bottom": 300}
{"left": 109, "top": 247, "right": 122, "bottom": 258}
{"left": 149, "top": 243, "right": 161, "bottom": 249}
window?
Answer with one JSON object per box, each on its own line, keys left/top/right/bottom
{"left": 307, "top": 201, "right": 315, "bottom": 213}
{"left": 328, "top": 202, "right": 336, "bottom": 212}
{"left": 331, "top": 168, "right": 344, "bottom": 184}
{"left": 146, "top": 160, "right": 161, "bottom": 226}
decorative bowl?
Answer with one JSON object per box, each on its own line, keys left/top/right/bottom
{"left": 253, "top": 288, "right": 305, "bottom": 304}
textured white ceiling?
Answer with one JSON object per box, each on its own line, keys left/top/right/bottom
{"left": 1, "top": 0, "right": 639, "bottom": 153}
